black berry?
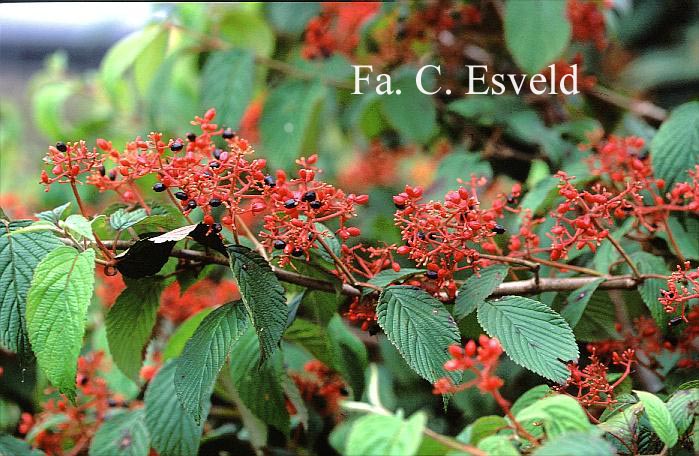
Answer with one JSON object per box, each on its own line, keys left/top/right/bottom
{"left": 284, "top": 199, "right": 298, "bottom": 209}
{"left": 668, "top": 316, "right": 683, "bottom": 327}
{"left": 108, "top": 170, "right": 117, "bottom": 181}
{"left": 264, "top": 175, "right": 276, "bottom": 187}
{"left": 212, "top": 148, "right": 222, "bottom": 159}
{"left": 209, "top": 161, "right": 220, "bottom": 169}
{"left": 274, "top": 240, "right": 286, "bottom": 250}
{"left": 187, "top": 200, "right": 197, "bottom": 210}
{"left": 55, "top": 141, "right": 67, "bottom": 152}
{"left": 417, "top": 231, "right": 426, "bottom": 240}
{"left": 426, "top": 270, "right": 438, "bottom": 280}
{"left": 291, "top": 247, "right": 304, "bottom": 257}
{"left": 98, "top": 165, "right": 106, "bottom": 177}
{"left": 107, "top": 398, "right": 118, "bottom": 407}
{"left": 212, "top": 223, "right": 223, "bottom": 233}
{"left": 507, "top": 195, "right": 516, "bottom": 205}
{"left": 152, "top": 182, "right": 166, "bottom": 192}
{"left": 309, "top": 200, "right": 322, "bottom": 209}
{"left": 170, "top": 141, "right": 184, "bottom": 152}
{"left": 368, "top": 323, "right": 381, "bottom": 336}
{"left": 638, "top": 150, "right": 649, "bottom": 160}
{"left": 186, "top": 132, "right": 196, "bottom": 141}
{"left": 492, "top": 224, "right": 506, "bottom": 234}
{"left": 302, "top": 191, "right": 317, "bottom": 202}
{"left": 222, "top": 128, "right": 236, "bottom": 139}
{"left": 209, "top": 198, "right": 222, "bottom": 207}
{"left": 174, "top": 191, "right": 188, "bottom": 201}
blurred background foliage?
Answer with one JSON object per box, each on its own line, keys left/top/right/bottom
{"left": 0, "top": 1, "right": 698, "bottom": 452}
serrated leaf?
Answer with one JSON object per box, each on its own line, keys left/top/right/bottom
{"left": 666, "top": 388, "right": 699, "bottom": 434}
{"left": 89, "top": 410, "right": 150, "bottom": 456}
{"left": 346, "top": 411, "right": 426, "bottom": 456}
{"left": 163, "top": 308, "right": 214, "bottom": 360}
{"left": 635, "top": 390, "right": 679, "bottom": 447}
{"left": 230, "top": 327, "right": 289, "bottom": 434}
{"left": 200, "top": 49, "right": 255, "bottom": 128}
{"left": 560, "top": 278, "right": 605, "bottom": 328}
{"left": 106, "top": 278, "right": 166, "bottom": 381}
{"left": 0, "top": 434, "right": 43, "bottom": 456}
{"left": 63, "top": 214, "right": 95, "bottom": 241}
{"left": 26, "top": 247, "right": 95, "bottom": 401}
{"left": 227, "top": 245, "right": 287, "bottom": 363}
{"left": 109, "top": 209, "right": 148, "bottom": 231}
{"left": 35, "top": 202, "right": 71, "bottom": 224}
{"left": 175, "top": 302, "right": 249, "bottom": 423}
{"left": 313, "top": 222, "right": 341, "bottom": 265}
{"left": 533, "top": 431, "right": 615, "bottom": 456}
{"left": 377, "top": 286, "right": 461, "bottom": 385}
{"left": 651, "top": 101, "right": 699, "bottom": 189}
{"left": 573, "top": 291, "right": 620, "bottom": 341}
{"left": 455, "top": 265, "right": 509, "bottom": 320}
{"left": 477, "top": 296, "right": 578, "bottom": 382}
{"left": 504, "top": 0, "right": 571, "bottom": 73}
{"left": 469, "top": 415, "right": 509, "bottom": 445}
{"left": 0, "top": 222, "right": 62, "bottom": 355}
{"left": 516, "top": 394, "right": 591, "bottom": 437}
{"left": 144, "top": 360, "right": 208, "bottom": 456}
{"left": 477, "top": 435, "right": 519, "bottom": 455}
{"left": 380, "top": 67, "right": 437, "bottom": 144}
{"left": 631, "top": 251, "right": 670, "bottom": 325}
{"left": 365, "top": 268, "right": 426, "bottom": 295}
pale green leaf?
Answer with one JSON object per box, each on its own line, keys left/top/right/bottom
{"left": 36, "top": 202, "right": 71, "bottom": 225}
{"left": 533, "top": 431, "right": 615, "bottom": 456}
{"left": 89, "top": 410, "right": 150, "bottom": 456}
{"left": 635, "top": 390, "right": 679, "bottom": 447}
{"left": 62, "top": 214, "right": 95, "bottom": 241}
{"left": 346, "top": 411, "right": 426, "bottom": 456}
{"left": 477, "top": 435, "right": 519, "bottom": 455}
{"left": 109, "top": 209, "right": 148, "bottom": 231}
{"left": 477, "top": 296, "right": 578, "bottom": 382}
{"left": 200, "top": 49, "right": 255, "bottom": 128}
{"left": 468, "top": 415, "right": 508, "bottom": 445}
{"left": 26, "top": 247, "right": 96, "bottom": 401}
{"left": 163, "top": 308, "right": 214, "bottom": 360}
{"left": 380, "top": 67, "right": 437, "bottom": 144}
{"left": 516, "top": 394, "right": 592, "bottom": 437}
{"left": 666, "top": 388, "right": 699, "bottom": 434}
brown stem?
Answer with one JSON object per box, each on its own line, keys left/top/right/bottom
{"left": 316, "top": 235, "right": 359, "bottom": 286}
{"left": 598, "top": 220, "right": 641, "bottom": 278}
{"left": 422, "top": 427, "right": 487, "bottom": 456}
{"left": 663, "top": 219, "right": 686, "bottom": 263}
{"left": 235, "top": 216, "right": 268, "bottom": 261}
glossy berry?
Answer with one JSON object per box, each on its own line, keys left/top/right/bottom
{"left": 186, "top": 132, "right": 196, "bottom": 141}
{"left": 274, "top": 240, "right": 286, "bottom": 250}
{"left": 212, "top": 223, "right": 223, "bottom": 233}
{"left": 98, "top": 165, "right": 106, "bottom": 177}
{"left": 668, "top": 316, "right": 683, "bottom": 327}
{"left": 174, "top": 191, "right": 188, "bottom": 201}
{"left": 55, "top": 141, "right": 67, "bottom": 152}
{"left": 170, "top": 141, "right": 184, "bottom": 152}
{"left": 222, "top": 128, "right": 236, "bottom": 139}
{"left": 291, "top": 247, "right": 304, "bottom": 257}
{"left": 264, "top": 175, "right": 276, "bottom": 187}
{"left": 284, "top": 198, "right": 299, "bottom": 209}
{"left": 492, "top": 224, "right": 506, "bottom": 234}
{"left": 426, "top": 270, "right": 439, "bottom": 280}
{"left": 302, "top": 191, "right": 317, "bottom": 202}
{"left": 309, "top": 200, "right": 322, "bottom": 209}
{"left": 209, "top": 198, "right": 222, "bottom": 207}
{"left": 417, "top": 231, "right": 426, "bottom": 240}
{"left": 212, "top": 148, "right": 222, "bottom": 159}
{"left": 152, "top": 182, "right": 166, "bottom": 192}
{"left": 108, "top": 170, "right": 117, "bottom": 181}
{"left": 187, "top": 200, "right": 197, "bottom": 210}
{"left": 209, "top": 161, "right": 221, "bottom": 169}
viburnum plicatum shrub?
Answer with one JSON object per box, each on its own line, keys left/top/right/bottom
{"left": 1, "top": 2, "right": 699, "bottom": 456}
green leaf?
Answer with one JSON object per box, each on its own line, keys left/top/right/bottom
{"left": 660, "top": 217, "right": 699, "bottom": 260}
{"left": 477, "top": 435, "right": 520, "bottom": 455}
{"left": 36, "top": 202, "right": 71, "bottom": 224}
{"left": 477, "top": 296, "right": 578, "bottom": 382}
{"left": 380, "top": 67, "right": 436, "bottom": 144}
{"left": 365, "top": 268, "right": 426, "bottom": 295}
{"left": 469, "top": 415, "right": 509, "bottom": 445}
{"left": 346, "top": 411, "right": 426, "bottom": 456}
{"left": 62, "top": 214, "right": 95, "bottom": 241}
{"left": 227, "top": 245, "right": 287, "bottom": 363}
{"left": 516, "top": 394, "right": 592, "bottom": 437}
{"left": 89, "top": 410, "right": 150, "bottom": 456}
{"left": 377, "top": 286, "right": 461, "bottom": 385}
{"left": 144, "top": 360, "right": 208, "bottom": 456}
{"left": 511, "top": 385, "right": 552, "bottom": 416}
{"left": 260, "top": 80, "right": 325, "bottom": 169}
{"left": 313, "top": 222, "right": 342, "bottom": 266}
{"left": 32, "top": 81, "right": 75, "bottom": 140}
{"left": 573, "top": 291, "right": 620, "bottom": 342}
{"left": 175, "top": 302, "right": 249, "bottom": 423}
{"left": 26, "top": 247, "right": 96, "bottom": 401}
{"left": 533, "top": 431, "right": 615, "bottom": 456}
{"left": 560, "top": 279, "right": 605, "bottom": 328}
{"left": 666, "top": 388, "right": 699, "bottom": 434}
{"left": 133, "top": 27, "right": 169, "bottom": 97}
{"left": 101, "top": 25, "right": 167, "bottom": 96}
{"left": 230, "top": 327, "right": 289, "bottom": 434}
{"left": 163, "top": 308, "right": 214, "bottom": 360}
{"left": 109, "top": 209, "right": 148, "bottom": 231}
{"left": 630, "top": 251, "right": 670, "bottom": 325}
{"left": 651, "top": 101, "right": 699, "bottom": 189}
{"left": 0, "top": 222, "right": 62, "bottom": 354}
{"left": 0, "top": 434, "right": 43, "bottom": 456}
{"left": 504, "top": 0, "right": 571, "bottom": 73}
{"left": 635, "top": 390, "right": 679, "bottom": 447}
{"left": 454, "top": 265, "right": 509, "bottom": 320}
{"left": 200, "top": 49, "right": 255, "bottom": 129}
{"left": 426, "top": 150, "right": 493, "bottom": 200}
{"left": 106, "top": 278, "right": 166, "bottom": 381}
{"left": 265, "top": 3, "right": 320, "bottom": 35}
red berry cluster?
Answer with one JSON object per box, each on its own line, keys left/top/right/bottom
{"left": 557, "top": 348, "right": 635, "bottom": 410}
{"left": 567, "top": 0, "right": 610, "bottom": 50}
{"left": 302, "top": 3, "right": 379, "bottom": 60}
{"left": 289, "top": 360, "right": 348, "bottom": 418}
{"left": 660, "top": 261, "right": 699, "bottom": 321}
{"left": 433, "top": 335, "right": 505, "bottom": 395}
{"left": 260, "top": 155, "right": 368, "bottom": 266}
{"left": 40, "top": 140, "right": 103, "bottom": 191}
{"left": 393, "top": 179, "right": 519, "bottom": 294}
{"left": 18, "top": 352, "right": 128, "bottom": 455}
{"left": 544, "top": 54, "right": 597, "bottom": 92}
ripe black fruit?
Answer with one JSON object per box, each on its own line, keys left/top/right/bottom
{"left": 426, "top": 270, "right": 438, "bottom": 280}
{"left": 187, "top": 200, "right": 197, "bottom": 209}
{"left": 284, "top": 199, "right": 298, "bottom": 209}
{"left": 55, "top": 141, "right": 67, "bottom": 152}
{"left": 170, "top": 141, "right": 184, "bottom": 152}
{"left": 209, "top": 198, "right": 222, "bottom": 207}
{"left": 492, "top": 224, "right": 506, "bottom": 234}
{"left": 174, "top": 191, "right": 188, "bottom": 201}
{"left": 291, "top": 247, "right": 304, "bottom": 257}
{"left": 222, "top": 128, "right": 236, "bottom": 139}
{"left": 274, "top": 240, "right": 286, "bottom": 250}
{"left": 264, "top": 175, "right": 276, "bottom": 187}
{"left": 302, "top": 191, "right": 317, "bottom": 202}
{"left": 309, "top": 200, "right": 322, "bottom": 209}
{"left": 186, "top": 132, "right": 196, "bottom": 141}
{"left": 152, "top": 183, "right": 166, "bottom": 192}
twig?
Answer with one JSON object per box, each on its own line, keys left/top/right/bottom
{"left": 587, "top": 86, "right": 667, "bottom": 123}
